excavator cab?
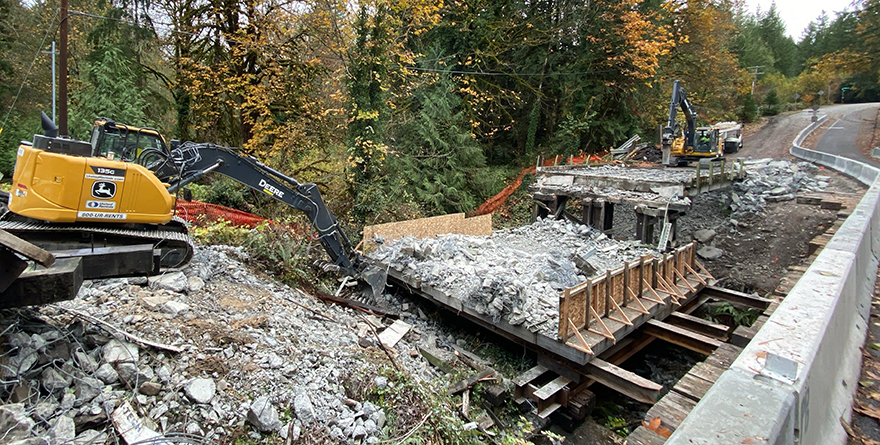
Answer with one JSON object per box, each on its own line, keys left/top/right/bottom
{"left": 89, "top": 120, "right": 169, "bottom": 163}
{"left": 694, "top": 128, "right": 716, "bottom": 153}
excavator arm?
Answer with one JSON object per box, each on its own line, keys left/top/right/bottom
{"left": 661, "top": 80, "right": 697, "bottom": 150}
{"left": 159, "top": 142, "right": 359, "bottom": 275}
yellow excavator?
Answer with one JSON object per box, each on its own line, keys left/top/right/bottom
{"left": 660, "top": 80, "right": 742, "bottom": 166}
{"left": 1, "top": 113, "right": 359, "bottom": 278}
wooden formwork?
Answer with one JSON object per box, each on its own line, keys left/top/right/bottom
{"left": 557, "top": 242, "right": 714, "bottom": 355}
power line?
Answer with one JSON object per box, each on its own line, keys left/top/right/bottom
{"left": 1, "top": 10, "right": 60, "bottom": 137}
{"left": 402, "top": 65, "right": 623, "bottom": 77}
{"left": 72, "top": 10, "right": 634, "bottom": 79}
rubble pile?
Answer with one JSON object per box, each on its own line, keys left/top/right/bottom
{"left": 369, "top": 218, "right": 658, "bottom": 336}
{"left": 0, "top": 246, "right": 444, "bottom": 444}
{"left": 728, "top": 158, "right": 829, "bottom": 217}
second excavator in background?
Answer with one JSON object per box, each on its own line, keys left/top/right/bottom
{"left": 660, "top": 80, "right": 743, "bottom": 167}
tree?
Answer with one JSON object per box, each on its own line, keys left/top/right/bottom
{"left": 647, "top": 0, "right": 747, "bottom": 129}
{"left": 346, "top": 2, "right": 392, "bottom": 223}
{"left": 388, "top": 47, "right": 492, "bottom": 215}
{"left": 757, "top": 4, "right": 800, "bottom": 76}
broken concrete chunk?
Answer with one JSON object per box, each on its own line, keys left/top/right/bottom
{"left": 697, "top": 246, "right": 724, "bottom": 261}
{"left": 103, "top": 340, "right": 139, "bottom": 364}
{"left": 0, "top": 404, "right": 34, "bottom": 440}
{"left": 692, "top": 229, "right": 716, "bottom": 244}
{"left": 47, "top": 415, "right": 76, "bottom": 442}
{"left": 149, "top": 271, "right": 188, "bottom": 293}
{"left": 184, "top": 378, "right": 216, "bottom": 404}
{"left": 247, "top": 396, "right": 283, "bottom": 432}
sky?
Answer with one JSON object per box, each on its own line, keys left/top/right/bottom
{"left": 745, "top": 0, "right": 857, "bottom": 40}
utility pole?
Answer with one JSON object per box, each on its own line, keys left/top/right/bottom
{"left": 41, "top": 42, "right": 57, "bottom": 124}
{"left": 59, "top": 0, "right": 68, "bottom": 136}
{"left": 747, "top": 66, "right": 765, "bottom": 96}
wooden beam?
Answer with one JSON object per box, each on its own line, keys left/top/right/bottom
{"left": 642, "top": 319, "right": 722, "bottom": 356}
{"left": 665, "top": 312, "right": 729, "bottom": 340}
{"left": 0, "top": 258, "right": 82, "bottom": 309}
{"left": 449, "top": 369, "right": 495, "bottom": 395}
{"left": 52, "top": 244, "right": 157, "bottom": 279}
{"left": 568, "top": 318, "right": 594, "bottom": 355}
{"left": 585, "top": 358, "right": 663, "bottom": 404}
{"left": 0, "top": 248, "right": 28, "bottom": 293}
{"left": 701, "top": 285, "right": 772, "bottom": 310}
{"left": 588, "top": 307, "right": 615, "bottom": 341}
{"left": 0, "top": 229, "right": 54, "bottom": 266}
{"left": 534, "top": 375, "right": 571, "bottom": 401}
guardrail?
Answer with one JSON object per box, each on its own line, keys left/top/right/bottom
{"left": 666, "top": 114, "right": 880, "bottom": 444}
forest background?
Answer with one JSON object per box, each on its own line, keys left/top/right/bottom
{"left": 1, "top": 0, "right": 879, "bottom": 228}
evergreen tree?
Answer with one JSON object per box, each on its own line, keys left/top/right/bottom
{"left": 346, "top": 3, "right": 391, "bottom": 223}
{"left": 755, "top": 4, "right": 799, "bottom": 76}
{"left": 389, "top": 48, "right": 489, "bottom": 215}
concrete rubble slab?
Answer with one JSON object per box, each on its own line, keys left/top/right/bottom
{"left": 368, "top": 218, "right": 660, "bottom": 339}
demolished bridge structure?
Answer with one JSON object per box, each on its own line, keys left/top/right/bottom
{"left": 530, "top": 161, "right": 744, "bottom": 243}
{"left": 366, "top": 214, "right": 719, "bottom": 411}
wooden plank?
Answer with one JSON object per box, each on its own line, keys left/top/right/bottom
{"left": 0, "top": 258, "right": 83, "bottom": 309}
{"left": 585, "top": 358, "right": 663, "bottom": 404}
{"left": 378, "top": 319, "right": 412, "bottom": 348}
{"left": 537, "top": 403, "right": 562, "bottom": 419}
{"left": 448, "top": 369, "right": 495, "bottom": 395}
{"left": 558, "top": 288, "right": 570, "bottom": 340}
{"left": 0, "top": 248, "right": 28, "bottom": 293}
{"left": 646, "top": 391, "right": 697, "bottom": 431}
{"left": 513, "top": 365, "right": 549, "bottom": 387}
{"left": 363, "top": 213, "right": 492, "bottom": 244}
{"left": 52, "top": 244, "right": 157, "bottom": 279}
{"left": 701, "top": 285, "right": 772, "bottom": 310}
{"left": 704, "top": 343, "right": 742, "bottom": 370}
{"left": 626, "top": 426, "right": 669, "bottom": 445}
{"left": 671, "top": 372, "right": 713, "bottom": 402}
{"left": 643, "top": 319, "right": 722, "bottom": 356}
{"left": 533, "top": 375, "right": 571, "bottom": 401}
{"left": 689, "top": 362, "right": 725, "bottom": 384}
{"left": 664, "top": 312, "right": 729, "bottom": 340}
{"left": 0, "top": 229, "right": 54, "bottom": 266}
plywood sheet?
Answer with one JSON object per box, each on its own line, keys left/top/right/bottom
{"left": 363, "top": 213, "right": 492, "bottom": 244}
{"left": 378, "top": 319, "right": 412, "bottom": 348}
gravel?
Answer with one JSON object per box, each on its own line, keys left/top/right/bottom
{"left": 0, "top": 244, "right": 451, "bottom": 443}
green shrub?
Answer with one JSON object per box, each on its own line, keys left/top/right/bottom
{"left": 197, "top": 176, "right": 251, "bottom": 210}
{"left": 190, "top": 219, "right": 315, "bottom": 285}
{"left": 738, "top": 94, "right": 759, "bottom": 123}
{"left": 709, "top": 302, "right": 761, "bottom": 327}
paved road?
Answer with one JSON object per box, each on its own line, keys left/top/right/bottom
{"left": 814, "top": 103, "right": 880, "bottom": 165}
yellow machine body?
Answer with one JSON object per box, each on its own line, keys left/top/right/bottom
{"left": 667, "top": 127, "right": 722, "bottom": 160}
{"left": 8, "top": 143, "right": 175, "bottom": 224}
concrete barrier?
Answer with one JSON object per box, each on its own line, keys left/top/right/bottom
{"left": 666, "top": 115, "right": 880, "bottom": 445}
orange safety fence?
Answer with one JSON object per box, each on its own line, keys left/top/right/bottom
{"left": 471, "top": 152, "right": 606, "bottom": 216}
{"left": 174, "top": 199, "right": 269, "bottom": 228}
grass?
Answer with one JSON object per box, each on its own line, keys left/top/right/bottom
{"left": 189, "top": 218, "right": 324, "bottom": 288}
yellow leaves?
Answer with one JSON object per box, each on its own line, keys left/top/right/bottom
{"left": 355, "top": 109, "right": 381, "bottom": 121}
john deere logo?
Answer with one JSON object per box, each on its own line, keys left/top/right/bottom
{"left": 91, "top": 181, "right": 116, "bottom": 199}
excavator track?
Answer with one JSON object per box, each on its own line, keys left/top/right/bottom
{"left": 0, "top": 209, "right": 195, "bottom": 269}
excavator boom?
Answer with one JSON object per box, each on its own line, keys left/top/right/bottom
{"left": 2, "top": 116, "right": 359, "bottom": 277}
{"left": 165, "top": 142, "right": 357, "bottom": 273}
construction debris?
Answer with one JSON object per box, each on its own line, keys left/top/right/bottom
{"left": 368, "top": 218, "right": 659, "bottom": 337}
